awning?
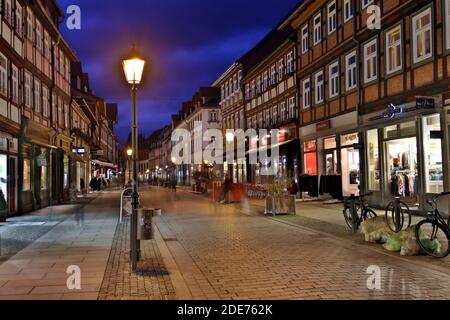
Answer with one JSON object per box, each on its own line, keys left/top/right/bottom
{"left": 92, "top": 160, "right": 118, "bottom": 169}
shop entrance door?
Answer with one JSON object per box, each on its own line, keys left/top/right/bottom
{"left": 385, "top": 137, "right": 419, "bottom": 207}
{"left": 341, "top": 147, "right": 360, "bottom": 196}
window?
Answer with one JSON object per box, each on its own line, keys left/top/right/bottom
{"left": 277, "top": 58, "right": 284, "bottom": 81}
{"left": 64, "top": 102, "right": 69, "bottom": 129}
{"left": 272, "top": 106, "right": 278, "bottom": 123}
{"left": 345, "top": 51, "right": 357, "bottom": 91}
{"left": 25, "top": 72, "right": 32, "bottom": 108}
{"left": 233, "top": 74, "right": 238, "bottom": 92}
{"left": 35, "top": 21, "right": 42, "bottom": 51}
{"left": 209, "top": 111, "right": 218, "bottom": 122}
{"left": 11, "top": 65, "right": 18, "bottom": 104}
{"left": 344, "top": 0, "right": 353, "bottom": 22}
{"left": 386, "top": 25, "right": 403, "bottom": 74}
{"left": 366, "top": 129, "right": 380, "bottom": 191}
{"left": 270, "top": 65, "right": 276, "bottom": 85}
{"left": 446, "top": 0, "right": 450, "bottom": 50}
{"left": 288, "top": 96, "right": 296, "bottom": 119}
{"left": 44, "top": 32, "right": 50, "bottom": 60}
{"left": 5, "top": 0, "right": 12, "bottom": 24}
{"left": 302, "top": 78, "right": 311, "bottom": 109}
{"left": 315, "top": 71, "right": 324, "bottom": 104}
{"left": 256, "top": 77, "right": 261, "bottom": 94}
{"left": 363, "top": 39, "right": 377, "bottom": 83}
{"left": 280, "top": 102, "right": 286, "bottom": 121}
{"left": 301, "top": 25, "right": 309, "bottom": 53}
{"left": 0, "top": 54, "right": 7, "bottom": 97}
{"left": 52, "top": 93, "right": 57, "bottom": 124}
{"left": 412, "top": 8, "right": 433, "bottom": 63}
{"left": 287, "top": 52, "right": 294, "bottom": 74}
{"left": 26, "top": 8, "right": 33, "bottom": 41}
{"left": 329, "top": 62, "right": 339, "bottom": 98}
{"left": 16, "top": 4, "right": 23, "bottom": 37}
{"left": 42, "top": 86, "right": 49, "bottom": 118}
{"left": 34, "top": 80, "right": 41, "bottom": 114}
{"left": 251, "top": 79, "right": 255, "bottom": 98}
{"left": 23, "top": 159, "right": 31, "bottom": 191}
{"left": 327, "top": 2, "right": 337, "bottom": 34}
{"left": 423, "top": 114, "right": 443, "bottom": 193}
{"left": 245, "top": 84, "right": 250, "bottom": 100}
{"left": 362, "top": 0, "right": 373, "bottom": 9}
{"left": 313, "top": 13, "right": 322, "bottom": 45}
{"left": 263, "top": 71, "right": 268, "bottom": 91}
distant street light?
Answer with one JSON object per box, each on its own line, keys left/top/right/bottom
{"left": 127, "top": 149, "right": 133, "bottom": 184}
{"left": 122, "top": 46, "right": 146, "bottom": 272}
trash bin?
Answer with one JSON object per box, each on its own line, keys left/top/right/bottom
{"left": 136, "top": 209, "right": 154, "bottom": 240}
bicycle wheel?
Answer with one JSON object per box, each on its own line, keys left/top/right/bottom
{"left": 416, "top": 219, "right": 450, "bottom": 258}
{"left": 364, "top": 208, "right": 377, "bottom": 220}
{"left": 385, "top": 201, "right": 410, "bottom": 233}
{"left": 343, "top": 203, "right": 361, "bottom": 232}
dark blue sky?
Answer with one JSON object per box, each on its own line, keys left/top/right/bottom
{"left": 58, "top": 0, "right": 299, "bottom": 146}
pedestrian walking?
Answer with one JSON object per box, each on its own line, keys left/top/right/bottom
{"left": 221, "top": 177, "right": 231, "bottom": 204}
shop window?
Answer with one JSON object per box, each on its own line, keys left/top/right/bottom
{"left": 41, "top": 165, "right": 47, "bottom": 190}
{"left": 400, "top": 121, "right": 416, "bottom": 136}
{"left": 340, "top": 133, "right": 359, "bottom": 146}
{"left": 64, "top": 156, "right": 69, "bottom": 189}
{"left": 412, "top": 8, "right": 432, "bottom": 64}
{"left": 23, "top": 159, "right": 31, "bottom": 191}
{"left": 324, "top": 137, "right": 337, "bottom": 175}
{"left": 304, "top": 141, "right": 317, "bottom": 175}
{"left": 366, "top": 129, "right": 380, "bottom": 191}
{"left": 0, "top": 155, "right": 7, "bottom": 204}
{"left": 423, "top": 114, "right": 443, "bottom": 194}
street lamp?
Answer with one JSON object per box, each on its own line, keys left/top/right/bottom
{"left": 122, "top": 47, "right": 146, "bottom": 272}
{"left": 126, "top": 149, "right": 132, "bottom": 186}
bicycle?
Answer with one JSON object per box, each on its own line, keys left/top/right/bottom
{"left": 343, "top": 193, "right": 377, "bottom": 233}
{"left": 415, "top": 192, "right": 450, "bottom": 259}
{"left": 385, "top": 197, "right": 411, "bottom": 233}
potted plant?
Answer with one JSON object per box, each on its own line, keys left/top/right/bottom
{"left": 265, "top": 177, "right": 296, "bottom": 215}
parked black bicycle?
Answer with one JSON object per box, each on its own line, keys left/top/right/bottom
{"left": 385, "top": 197, "right": 411, "bottom": 233}
{"left": 415, "top": 192, "right": 450, "bottom": 259}
{"left": 343, "top": 193, "right": 377, "bottom": 233}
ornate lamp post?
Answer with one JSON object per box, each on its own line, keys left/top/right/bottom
{"left": 122, "top": 47, "right": 146, "bottom": 272}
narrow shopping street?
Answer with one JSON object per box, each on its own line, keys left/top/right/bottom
{"left": 2, "top": 188, "right": 450, "bottom": 300}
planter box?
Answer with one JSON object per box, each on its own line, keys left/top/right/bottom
{"left": 265, "top": 195, "right": 296, "bottom": 215}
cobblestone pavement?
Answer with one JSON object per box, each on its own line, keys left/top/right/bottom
{"left": 140, "top": 188, "right": 450, "bottom": 300}
{"left": 98, "top": 218, "right": 176, "bottom": 300}
{"left": 0, "top": 196, "right": 96, "bottom": 262}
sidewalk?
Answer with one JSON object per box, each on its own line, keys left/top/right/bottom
{"left": 0, "top": 192, "right": 118, "bottom": 300}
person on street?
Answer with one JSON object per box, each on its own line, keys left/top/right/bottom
{"left": 221, "top": 177, "right": 231, "bottom": 204}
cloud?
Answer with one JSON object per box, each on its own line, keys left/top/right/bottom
{"left": 58, "top": 0, "right": 300, "bottom": 145}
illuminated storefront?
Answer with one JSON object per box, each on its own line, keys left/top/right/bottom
{"left": 360, "top": 98, "right": 447, "bottom": 212}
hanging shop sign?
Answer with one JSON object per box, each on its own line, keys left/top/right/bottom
{"left": 369, "top": 97, "right": 437, "bottom": 122}
{"left": 72, "top": 147, "right": 86, "bottom": 155}
{"left": 37, "top": 154, "right": 47, "bottom": 167}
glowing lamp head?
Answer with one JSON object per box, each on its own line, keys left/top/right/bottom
{"left": 225, "top": 132, "right": 235, "bottom": 143}
{"left": 126, "top": 149, "right": 133, "bottom": 157}
{"left": 122, "top": 47, "right": 146, "bottom": 85}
